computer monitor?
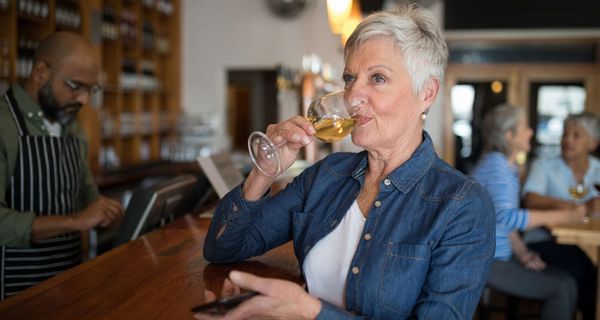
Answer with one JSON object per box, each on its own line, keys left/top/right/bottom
{"left": 112, "top": 174, "right": 204, "bottom": 247}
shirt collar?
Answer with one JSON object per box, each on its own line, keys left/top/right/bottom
{"left": 351, "top": 131, "right": 437, "bottom": 193}
{"left": 12, "top": 84, "right": 73, "bottom": 133}
{"left": 12, "top": 84, "right": 44, "bottom": 116}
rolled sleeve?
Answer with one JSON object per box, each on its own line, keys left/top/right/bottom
{"left": 0, "top": 208, "right": 35, "bottom": 247}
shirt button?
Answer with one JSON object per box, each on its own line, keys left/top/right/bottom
{"left": 232, "top": 203, "right": 239, "bottom": 212}
{"left": 374, "top": 200, "right": 381, "bottom": 207}
{"left": 351, "top": 266, "right": 360, "bottom": 274}
{"left": 37, "top": 111, "right": 43, "bottom": 117}
{"left": 384, "top": 178, "right": 391, "bottom": 185}
{"left": 364, "top": 233, "right": 371, "bottom": 241}
{"left": 27, "top": 112, "right": 33, "bottom": 118}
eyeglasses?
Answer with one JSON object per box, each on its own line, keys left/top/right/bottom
{"left": 59, "top": 75, "right": 102, "bottom": 96}
{"left": 45, "top": 62, "right": 102, "bottom": 95}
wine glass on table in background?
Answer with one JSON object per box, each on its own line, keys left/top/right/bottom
{"left": 248, "top": 91, "right": 358, "bottom": 177}
{"left": 569, "top": 182, "right": 589, "bottom": 223}
{"left": 569, "top": 182, "right": 588, "bottom": 201}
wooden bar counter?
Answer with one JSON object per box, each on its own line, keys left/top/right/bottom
{"left": 552, "top": 217, "right": 600, "bottom": 319}
{"left": 0, "top": 215, "right": 301, "bottom": 319}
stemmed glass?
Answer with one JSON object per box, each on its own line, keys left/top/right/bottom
{"left": 248, "top": 91, "right": 358, "bottom": 177}
{"left": 569, "top": 181, "right": 588, "bottom": 202}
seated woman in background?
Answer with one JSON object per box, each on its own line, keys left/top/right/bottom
{"left": 523, "top": 113, "right": 600, "bottom": 215}
{"left": 471, "top": 104, "right": 591, "bottom": 320}
{"left": 197, "top": 5, "right": 496, "bottom": 320}
{"left": 522, "top": 112, "right": 599, "bottom": 320}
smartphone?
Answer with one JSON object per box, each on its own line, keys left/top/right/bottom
{"left": 191, "top": 291, "right": 259, "bottom": 315}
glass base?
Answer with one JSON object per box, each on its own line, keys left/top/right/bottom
{"left": 248, "top": 131, "right": 282, "bottom": 177}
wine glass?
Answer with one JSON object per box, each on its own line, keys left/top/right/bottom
{"left": 248, "top": 91, "right": 358, "bottom": 177}
{"left": 569, "top": 181, "right": 588, "bottom": 201}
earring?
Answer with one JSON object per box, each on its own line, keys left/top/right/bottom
{"left": 421, "top": 112, "right": 427, "bottom": 120}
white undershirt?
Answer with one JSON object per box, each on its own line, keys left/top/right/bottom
{"left": 43, "top": 119, "right": 62, "bottom": 137}
{"left": 302, "top": 200, "right": 365, "bottom": 308}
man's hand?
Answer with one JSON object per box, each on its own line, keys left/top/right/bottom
{"left": 72, "top": 196, "right": 124, "bottom": 231}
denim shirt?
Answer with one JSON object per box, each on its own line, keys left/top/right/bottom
{"left": 204, "top": 132, "right": 495, "bottom": 319}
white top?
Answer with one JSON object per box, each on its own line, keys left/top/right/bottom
{"left": 522, "top": 156, "right": 600, "bottom": 203}
{"left": 302, "top": 200, "right": 365, "bottom": 308}
{"left": 43, "top": 119, "right": 62, "bottom": 137}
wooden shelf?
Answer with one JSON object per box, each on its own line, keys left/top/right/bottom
{"left": 17, "top": 13, "right": 51, "bottom": 26}
{"left": 2, "top": 0, "right": 181, "bottom": 178}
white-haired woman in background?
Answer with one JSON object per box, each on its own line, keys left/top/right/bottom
{"left": 522, "top": 112, "right": 599, "bottom": 320}
{"left": 471, "top": 104, "right": 591, "bottom": 320}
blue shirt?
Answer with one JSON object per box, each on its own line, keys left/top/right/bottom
{"left": 204, "top": 132, "right": 496, "bottom": 319}
{"left": 523, "top": 156, "right": 600, "bottom": 203}
{"left": 471, "top": 152, "right": 530, "bottom": 260}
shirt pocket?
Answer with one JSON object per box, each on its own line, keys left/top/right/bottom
{"left": 378, "top": 242, "right": 431, "bottom": 314}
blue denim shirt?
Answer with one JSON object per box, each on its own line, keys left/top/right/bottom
{"left": 204, "top": 132, "right": 495, "bottom": 319}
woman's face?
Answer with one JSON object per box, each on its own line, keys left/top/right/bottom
{"left": 342, "top": 38, "right": 435, "bottom": 151}
{"left": 561, "top": 122, "right": 597, "bottom": 160}
{"left": 506, "top": 116, "right": 533, "bottom": 154}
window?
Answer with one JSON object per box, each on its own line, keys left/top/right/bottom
{"left": 529, "top": 83, "right": 586, "bottom": 158}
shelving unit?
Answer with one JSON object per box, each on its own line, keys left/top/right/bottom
{"left": 0, "top": 0, "right": 180, "bottom": 178}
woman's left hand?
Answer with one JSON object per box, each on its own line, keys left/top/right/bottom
{"left": 194, "top": 270, "right": 321, "bottom": 320}
{"left": 517, "top": 250, "right": 546, "bottom": 271}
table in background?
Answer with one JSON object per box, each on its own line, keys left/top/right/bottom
{"left": 552, "top": 217, "right": 600, "bottom": 319}
{"left": 0, "top": 215, "right": 301, "bottom": 320}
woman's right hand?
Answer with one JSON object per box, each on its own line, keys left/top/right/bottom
{"left": 243, "top": 117, "right": 315, "bottom": 201}
{"left": 517, "top": 250, "right": 546, "bottom": 271}
{"left": 561, "top": 205, "right": 587, "bottom": 224}
{"left": 263, "top": 116, "right": 315, "bottom": 175}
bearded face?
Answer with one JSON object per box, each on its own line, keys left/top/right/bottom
{"left": 38, "top": 81, "right": 82, "bottom": 126}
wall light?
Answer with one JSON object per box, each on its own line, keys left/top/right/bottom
{"left": 340, "top": 0, "right": 362, "bottom": 45}
{"left": 327, "top": 0, "right": 353, "bottom": 34}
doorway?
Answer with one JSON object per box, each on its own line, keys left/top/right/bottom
{"left": 227, "top": 69, "right": 278, "bottom": 152}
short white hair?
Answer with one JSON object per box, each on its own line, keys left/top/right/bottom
{"left": 344, "top": 3, "right": 448, "bottom": 96}
{"left": 564, "top": 112, "right": 600, "bottom": 141}
{"left": 482, "top": 104, "right": 526, "bottom": 156}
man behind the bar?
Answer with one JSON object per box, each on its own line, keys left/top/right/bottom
{"left": 0, "top": 32, "right": 123, "bottom": 299}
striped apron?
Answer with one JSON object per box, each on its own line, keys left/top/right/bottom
{"left": 0, "top": 88, "right": 84, "bottom": 299}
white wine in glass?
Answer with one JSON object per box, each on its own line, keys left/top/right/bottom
{"left": 569, "top": 183, "right": 588, "bottom": 201}
{"left": 248, "top": 91, "right": 357, "bottom": 177}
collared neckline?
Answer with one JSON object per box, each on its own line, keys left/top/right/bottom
{"left": 351, "top": 131, "right": 437, "bottom": 193}
{"left": 11, "top": 84, "right": 71, "bottom": 134}
{"left": 12, "top": 84, "right": 44, "bottom": 117}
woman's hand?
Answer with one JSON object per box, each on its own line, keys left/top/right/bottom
{"left": 194, "top": 270, "right": 321, "bottom": 320}
{"left": 243, "top": 117, "right": 315, "bottom": 201}
{"left": 263, "top": 116, "right": 315, "bottom": 175}
{"left": 516, "top": 250, "right": 546, "bottom": 271}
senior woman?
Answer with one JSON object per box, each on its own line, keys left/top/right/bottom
{"left": 522, "top": 112, "right": 599, "bottom": 320}
{"left": 199, "top": 5, "right": 495, "bottom": 319}
{"left": 523, "top": 113, "right": 600, "bottom": 215}
{"left": 471, "top": 104, "right": 590, "bottom": 320}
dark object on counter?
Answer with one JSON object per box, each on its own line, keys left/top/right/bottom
{"left": 113, "top": 173, "right": 210, "bottom": 246}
